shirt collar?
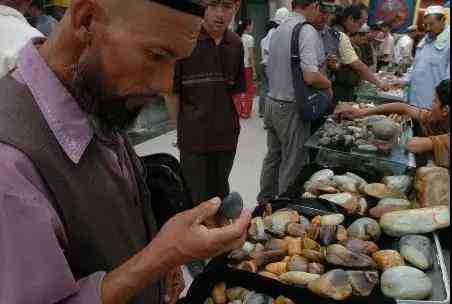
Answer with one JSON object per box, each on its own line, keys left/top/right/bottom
{"left": 198, "top": 25, "right": 234, "bottom": 45}
{"left": 418, "top": 26, "right": 450, "bottom": 50}
{"left": 14, "top": 39, "right": 94, "bottom": 164}
{"left": 0, "top": 5, "right": 28, "bottom": 24}
{"left": 290, "top": 11, "right": 307, "bottom": 21}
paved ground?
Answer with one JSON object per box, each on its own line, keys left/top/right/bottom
{"left": 134, "top": 100, "right": 267, "bottom": 209}
{"left": 134, "top": 100, "right": 267, "bottom": 296}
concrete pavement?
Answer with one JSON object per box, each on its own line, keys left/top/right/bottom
{"left": 134, "top": 101, "right": 267, "bottom": 209}
{"left": 134, "top": 100, "right": 268, "bottom": 296}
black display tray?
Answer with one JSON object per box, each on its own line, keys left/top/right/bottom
{"left": 180, "top": 199, "right": 397, "bottom": 304}
{"left": 281, "top": 163, "right": 383, "bottom": 200}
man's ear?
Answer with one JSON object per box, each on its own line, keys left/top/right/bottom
{"left": 71, "top": 0, "right": 95, "bottom": 44}
{"left": 234, "top": 0, "right": 241, "bottom": 14}
{"left": 441, "top": 105, "right": 450, "bottom": 118}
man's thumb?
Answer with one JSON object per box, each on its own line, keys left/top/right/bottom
{"left": 189, "top": 198, "right": 222, "bottom": 225}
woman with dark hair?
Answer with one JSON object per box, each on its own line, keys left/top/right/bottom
{"left": 235, "top": 17, "right": 256, "bottom": 118}
{"left": 336, "top": 79, "right": 451, "bottom": 168}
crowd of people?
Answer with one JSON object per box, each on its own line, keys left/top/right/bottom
{"left": 256, "top": 1, "right": 449, "bottom": 203}
{"left": 0, "top": 0, "right": 450, "bottom": 303}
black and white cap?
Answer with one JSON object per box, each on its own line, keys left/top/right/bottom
{"left": 154, "top": 0, "right": 207, "bottom": 17}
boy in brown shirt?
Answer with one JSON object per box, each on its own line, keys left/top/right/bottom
{"left": 336, "top": 79, "right": 450, "bottom": 168}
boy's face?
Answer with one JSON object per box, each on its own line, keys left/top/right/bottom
{"left": 431, "top": 94, "right": 449, "bottom": 121}
{"left": 204, "top": 0, "right": 238, "bottom": 33}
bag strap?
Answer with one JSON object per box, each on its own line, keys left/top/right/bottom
{"left": 290, "top": 21, "right": 312, "bottom": 81}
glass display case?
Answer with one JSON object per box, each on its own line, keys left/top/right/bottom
{"left": 355, "top": 77, "right": 408, "bottom": 103}
{"left": 305, "top": 116, "right": 416, "bottom": 176}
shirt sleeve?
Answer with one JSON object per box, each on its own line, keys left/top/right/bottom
{"left": 173, "top": 60, "right": 182, "bottom": 94}
{"left": 430, "top": 134, "right": 450, "bottom": 168}
{"left": 242, "top": 35, "right": 255, "bottom": 49}
{"left": 298, "top": 25, "right": 321, "bottom": 72}
{"left": 0, "top": 143, "right": 106, "bottom": 304}
{"left": 418, "top": 109, "right": 434, "bottom": 136}
{"left": 338, "top": 33, "right": 359, "bottom": 65}
{"left": 383, "top": 35, "right": 395, "bottom": 55}
{"left": 400, "top": 38, "right": 411, "bottom": 60}
{"left": 231, "top": 43, "right": 246, "bottom": 94}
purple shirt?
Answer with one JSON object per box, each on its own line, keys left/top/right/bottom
{"left": 0, "top": 40, "right": 140, "bottom": 303}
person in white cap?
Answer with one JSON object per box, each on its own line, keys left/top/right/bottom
{"left": 259, "top": 6, "right": 290, "bottom": 117}
{"left": 0, "top": 0, "right": 43, "bottom": 78}
{"left": 399, "top": 5, "right": 450, "bottom": 109}
{"left": 393, "top": 25, "right": 417, "bottom": 66}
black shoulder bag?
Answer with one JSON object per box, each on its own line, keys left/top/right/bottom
{"left": 291, "top": 22, "right": 333, "bottom": 121}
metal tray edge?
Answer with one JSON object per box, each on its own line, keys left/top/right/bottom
{"left": 396, "top": 233, "right": 450, "bottom": 304}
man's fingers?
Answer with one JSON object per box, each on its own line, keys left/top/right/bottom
{"left": 163, "top": 268, "right": 185, "bottom": 304}
{"left": 173, "top": 271, "right": 185, "bottom": 304}
{"left": 184, "top": 198, "right": 221, "bottom": 225}
{"left": 219, "top": 232, "right": 248, "bottom": 255}
{"left": 210, "top": 209, "right": 252, "bottom": 244}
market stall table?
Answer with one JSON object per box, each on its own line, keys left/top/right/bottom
{"left": 355, "top": 72, "right": 408, "bottom": 103}
{"left": 305, "top": 123, "right": 416, "bottom": 176}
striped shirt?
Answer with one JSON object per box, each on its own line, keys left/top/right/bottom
{"left": 174, "top": 26, "right": 246, "bottom": 152}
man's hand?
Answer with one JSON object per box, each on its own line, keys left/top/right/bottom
{"left": 391, "top": 81, "right": 406, "bottom": 90}
{"left": 377, "top": 81, "right": 391, "bottom": 91}
{"left": 253, "top": 71, "right": 258, "bottom": 81}
{"left": 327, "top": 54, "right": 340, "bottom": 71}
{"left": 326, "top": 87, "right": 334, "bottom": 97}
{"left": 151, "top": 198, "right": 252, "bottom": 267}
{"left": 100, "top": 199, "right": 250, "bottom": 304}
{"left": 161, "top": 267, "right": 185, "bottom": 304}
{"left": 406, "top": 137, "right": 434, "bottom": 154}
{"left": 334, "top": 105, "right": 365, "bottom": 119}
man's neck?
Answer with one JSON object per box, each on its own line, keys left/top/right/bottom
{"left": 432, "top": 25, "right": 446, "bottom": 39}
{"left": 203, "top": 23, "right": 225, "bottom": 46}
{"left": 38, "top": 16, "right": 83, "bottom": 86}
{"left": 0, "top": 2, "right": 25, "bottom": 15}
{"left": 293, "top": 8, "right": 307, "bottom": 19}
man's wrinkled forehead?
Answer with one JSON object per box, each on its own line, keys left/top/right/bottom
{"left": 154, "top": 0, "right": 208, "bottom": 17}
{"left": 207, "top": 0, "right": 237, "bottom": 6}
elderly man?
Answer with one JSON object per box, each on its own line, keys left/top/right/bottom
{"left": 402, "top": 6, "right": 450, "bottom": 109}
{"left": 0, "top": 0, "right": 43, "bottom": 77}
{"left": 0, "top": 1, "right": 251, "bottom": 304}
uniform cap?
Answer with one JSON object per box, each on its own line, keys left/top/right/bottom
{"left": 319, "top": 0, "right": 337, "bottom": 14}
{"left": 425, "top": 5, "right": 445, "bottom": 17}
{"left": 274, "top": 7, "right": 290, "bottom": 24}
{"left": 359, "top": 24, "right": 370, "bottom": 33}
{"left": 407, "top": 25, "right": 417, "bottom": 32}
{"left": 50, "top": 0, "right": 70, "bottom": 8}
{"left": 154, "top": 0, "right": 207, "bottom": 17}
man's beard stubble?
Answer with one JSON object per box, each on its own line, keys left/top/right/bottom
{"left": 71, "top": 55, "right": 143, "bottom": 138}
